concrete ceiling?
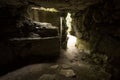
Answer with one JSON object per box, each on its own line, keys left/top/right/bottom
{"left": 0, "top": 0, "right": 101, "bottom": 11}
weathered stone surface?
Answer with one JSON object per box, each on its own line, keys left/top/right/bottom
{"left": 73, "top": 0, "right": 120, "bottom": 80}
{"left": 0, "top": 0, "right": 100, "bottom": 11}
{"left": 9, "top": 37, "right": 60, "bottom": 57}
{"left": 50, "top": 65, "right": 59, "bottom": 69}
{"left": 61, "top": 64, "right": 71, "bottom": 69}
{"left": 31, "top": 10, "right": 60, "bottom": 27}
{"left": 38, "top": 74, "right": 56, "bottom": 80}
{"left": 0, "top": 0, "right": 119, "bottom": 80}
{"left": 59, "top": 69, "right": 76, "bottom": 77}
{"left": 0, "top": 1, "right": 62, "bottom": 76}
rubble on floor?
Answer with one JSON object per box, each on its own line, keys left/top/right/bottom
{"left": 59, "top": 69, "right": 76, "bottom": 77}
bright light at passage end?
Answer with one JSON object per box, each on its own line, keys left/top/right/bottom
{"left": 66, "top": 13, "right": 77, "bottom": 48}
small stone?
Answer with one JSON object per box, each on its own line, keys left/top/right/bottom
{"left": 38, "top": 74, "right": 56, "bottom": 80}
{"left": 61, "top": 64, "right": 71, "bottom": 69}
{"left": 59, "top": 69, "right": 76, "bottom": 77}
{"left": 50, "top": 65, "right": 59, "bottom": 69}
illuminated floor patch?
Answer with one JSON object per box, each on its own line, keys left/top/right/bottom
{"left": 67, "top": 34, "right": 77, "bottom": 49}
{"left": 66, "top": 34, "right": 79, "bottom": 60}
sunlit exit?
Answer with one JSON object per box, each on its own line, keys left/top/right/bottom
{"left": 65, "top": 12, "right": 78, "bottom": 59}
{"left": 66, "top": 13, "right": 72, "bottom": 35}
{"left": 66, "top": 13, "right": 77, "bottom": 50}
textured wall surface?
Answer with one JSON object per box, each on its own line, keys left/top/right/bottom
{"left": 0, "top": 0, "right": 120, "bottom": 79}
{"left": 73, "top": 0, "right": 120, "bottom": 80}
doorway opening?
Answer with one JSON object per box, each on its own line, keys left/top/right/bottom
{"left": 65, "top": 12, "right": 78, "bottom": 59}
{"left": 66, "top": 13, "right": 77, "bottom": 49}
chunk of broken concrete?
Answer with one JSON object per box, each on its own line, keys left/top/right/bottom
{"left": 59, "top": 69, "right": 76, "bottom": 77}
{"left": 50, "top": 64, "right": 59, "bottom": 69}
{"left": 61, "top": 64, "right": 71, "bottom": 69}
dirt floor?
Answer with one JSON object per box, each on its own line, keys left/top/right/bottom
{"left": 0, "top": 46, "right": 110, "bottom": 80}
{"left": 0, "top": 35, "right": 110, "bottom": 80}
